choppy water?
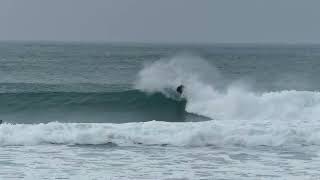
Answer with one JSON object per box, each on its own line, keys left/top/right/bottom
{"left": 1, "top": 42, "right": 320, "bottom": 179}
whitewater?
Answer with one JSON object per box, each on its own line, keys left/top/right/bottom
{"left": 1, "top": 42, "right": 320, "bottom": 179}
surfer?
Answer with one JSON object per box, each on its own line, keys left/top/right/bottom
{"left": 176, "top": 85, "right": 184, "bottom": 95}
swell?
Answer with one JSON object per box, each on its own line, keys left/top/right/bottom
{"left": 0, "top": 90, "right": 191, "bottom": 123}
{"left": 0, "top": 90, "right": 183, "bottom": 110}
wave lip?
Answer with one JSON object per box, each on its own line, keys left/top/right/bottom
{"left": 1, "top": 121, "right": 319, "bottom": 147}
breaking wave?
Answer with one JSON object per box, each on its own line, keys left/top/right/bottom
{"left": 0, "top": 121, "right": 319, "bottom": 147}
{"left": 1, "top": 54, "right": 320, "bottom": 148}
{"left": 135, "top": 54, "right": 320, "bottom": 121}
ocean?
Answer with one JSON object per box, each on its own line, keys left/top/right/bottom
{"left": 1, "top": 42, "right": 320, "bottom": 179}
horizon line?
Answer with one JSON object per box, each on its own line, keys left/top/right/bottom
{"left": 1, "top": 39, "right": 320, "bottom": 46}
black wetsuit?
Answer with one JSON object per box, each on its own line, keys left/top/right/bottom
{"left": 176, "top": 85, "right": 184, "bottom": 94}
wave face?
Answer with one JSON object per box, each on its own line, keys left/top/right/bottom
{"left": 0, "top": 90, "right": 189, "bottom": 123}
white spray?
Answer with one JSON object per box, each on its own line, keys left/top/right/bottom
{"left": 135, "top": 54, "right": 320, "bottom": 122}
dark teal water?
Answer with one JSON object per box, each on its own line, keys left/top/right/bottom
{"left": 1, "top": 42, "right": 320, "bottom": 123}
{"left": 1, "top": 42, "right": 320, "bottom": 179}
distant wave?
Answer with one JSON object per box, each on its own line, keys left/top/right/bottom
{"left": 0, "top": 82, "right": 130, "bottom": 93}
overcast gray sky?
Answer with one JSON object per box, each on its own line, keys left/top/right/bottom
{"left": 0, "top": 0, "right": 320, "bottom": 43}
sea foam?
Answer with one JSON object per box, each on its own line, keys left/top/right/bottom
{"left": 0, "top": 120, "right": 319, "bottom": 147}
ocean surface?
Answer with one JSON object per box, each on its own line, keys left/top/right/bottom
{"left": 1, "top": 42, "right": 320, "bottom": 179}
